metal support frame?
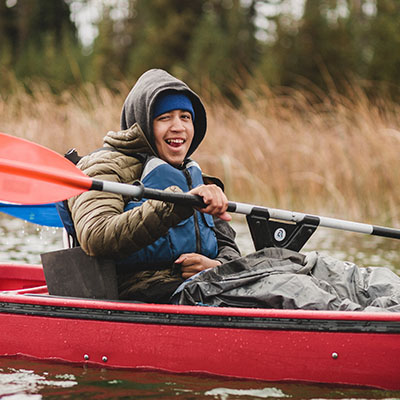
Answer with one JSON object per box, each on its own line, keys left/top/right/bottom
{"left": 246, "top": 214, "right": 319, "bottom": 252}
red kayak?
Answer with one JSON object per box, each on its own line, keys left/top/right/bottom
{"left": 1, "top": 133, "right": 400, "bottom": 390}
{"left": 1, "top": 261, "right": 399, "bottom": 390}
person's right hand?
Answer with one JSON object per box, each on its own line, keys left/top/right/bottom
{"left": 189, "top": 184, "right": 231, "bottom": 221}
{"left": 175, "top": 253, "right": 221, "bottom": 279}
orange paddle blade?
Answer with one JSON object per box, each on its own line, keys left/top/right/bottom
{"left": 0, "top": 133, "right": 92, "bottom": 204}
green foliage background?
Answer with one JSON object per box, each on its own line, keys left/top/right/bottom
{"left": 1, "top": 0, "right": 400, "bottom": 99}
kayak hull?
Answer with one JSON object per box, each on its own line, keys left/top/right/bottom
{"left": 1, "top": 263, "right": 399, "bottom": 390}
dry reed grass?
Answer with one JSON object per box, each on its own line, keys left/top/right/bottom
{"left": 1, "top": 79, "right": 400, "bottom": 225}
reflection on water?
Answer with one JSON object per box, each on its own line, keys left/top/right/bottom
{"left": 1, "top": 214, "right": 400, "bottom": 399}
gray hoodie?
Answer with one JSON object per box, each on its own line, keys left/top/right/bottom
{"left": 120, "top": 68, "right": 207, "bottom": 158}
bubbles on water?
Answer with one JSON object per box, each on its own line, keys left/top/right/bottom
{"left": 205, "top": 386, "right": 288, "bottom": 399}
{"left": 0, "top": 367, "right": 77, "bottom": 398}
{"left": 0, "top": 215, "right": 63, "bottom": 264}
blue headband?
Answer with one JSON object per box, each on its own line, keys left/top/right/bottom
{"left": 153, "top": 93, "right": 195, "bottom": 121}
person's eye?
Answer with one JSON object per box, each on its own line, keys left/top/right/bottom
{"left": 157, "top": 114, "right": 170, "bottom": 121}
{"left": 181, "top": 113, "right": 191, "bottom": 120}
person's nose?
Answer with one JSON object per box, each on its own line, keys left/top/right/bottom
{"left": 170, "top": 115, "right": 185, "bottom": 131}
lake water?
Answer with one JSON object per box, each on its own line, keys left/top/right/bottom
{"left": 1, "top": 214, "right": 400, "bottom": 399}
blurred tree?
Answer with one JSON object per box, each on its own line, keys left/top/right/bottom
{"left": 0, "top": 1, "right": 16, "bottom": 80}
{"left": 125, "top": 0, "right": 205, "bottom": 79}
{"left": 87, "top": 0, "right": 206, "bottom": 87}
{"left": 0, "top": 0, "right": 81, "bottom": 92}
{"left": 87, "top": 0, "right": 259, "bottom": 100}
{"left": 345, "top": 0, "right": 373, "bottom": 74}
{"left": 187, "top": 0, "right": 258, "bottom": 99}
{"left": 256, "top": 0, "right": 400, "bottom": 97}
{"left": 2, "top": 0, "right": 400, "bottom": 100}
{"left": 88, "top": 6, "right": 121, "bottom": 85}
{"left": 368, "top": 0, "right": 400, "bottom": 95}
{"left": 261, "top": 0, "right": 357, "bottom": 91}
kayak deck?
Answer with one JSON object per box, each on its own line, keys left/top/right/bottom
{"left": 1, "top": 262, "right": 400, "bottom": 390}
{"left": 0, "top": 263, "right": 46, "bottom": 292}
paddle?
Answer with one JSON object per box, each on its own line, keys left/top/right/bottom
{"left": 0, "top": 202, "right": 63, "bottom": 227}
{"left": 1, "top": 132, "right": 400, "bottom": 240}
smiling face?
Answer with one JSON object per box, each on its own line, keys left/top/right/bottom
{"left": 153, "top": 109, "right": 194, "bottom": 166}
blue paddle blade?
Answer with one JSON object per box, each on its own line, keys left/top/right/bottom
{"left": 0, "top": 202, "right": 63, "bottom": 227}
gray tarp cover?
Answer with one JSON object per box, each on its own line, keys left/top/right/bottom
{"left": 172, "top": 248, "right": 400, "bottom": 312}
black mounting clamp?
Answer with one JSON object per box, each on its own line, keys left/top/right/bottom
{"left": 246, "top": 213, "right": 319, "bottom": 252}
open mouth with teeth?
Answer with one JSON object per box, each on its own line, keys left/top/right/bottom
{"left": 166, "top": 138, "right": 185, "bottom": 147}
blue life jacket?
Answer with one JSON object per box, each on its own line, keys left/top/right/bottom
{"left": 118, "top": 157, "right": 218, "bottom": 270}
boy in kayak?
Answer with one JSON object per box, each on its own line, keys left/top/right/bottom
{"left": 67, "top": 69, "right": 241, "bottom": 303}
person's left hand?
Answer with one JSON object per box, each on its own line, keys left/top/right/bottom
{"left": 189, "top": 184, "right": 231, "bottom": 221}
{"left": 175, "top": 253, "right": 221, "bottom": 279}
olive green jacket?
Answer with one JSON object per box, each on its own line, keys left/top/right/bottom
{"left": 67, "top": 125, "right": 241, "bottom": 302}
{"left": 68, "top": 123, "right": 193, "bottom": 258}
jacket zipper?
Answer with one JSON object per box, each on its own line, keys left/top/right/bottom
{"left": 183, "top": 168, "right": 202, "bottom": 253}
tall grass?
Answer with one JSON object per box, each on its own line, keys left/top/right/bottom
{"left": 2, "top": 79, "right": 400, "bottom": 225}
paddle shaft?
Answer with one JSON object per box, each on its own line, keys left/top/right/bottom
{"left": 96, "top": 179, "right": 400, "bottom": 240}
{"left": 229, "top": 202, "right": 400, "bottom": 239}
{"left": 1, "top": 152, "right": 400, "bottom": 240}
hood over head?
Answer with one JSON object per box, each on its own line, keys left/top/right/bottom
{"left": 120, "top": 69, "right": 207, "bottom": 158}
